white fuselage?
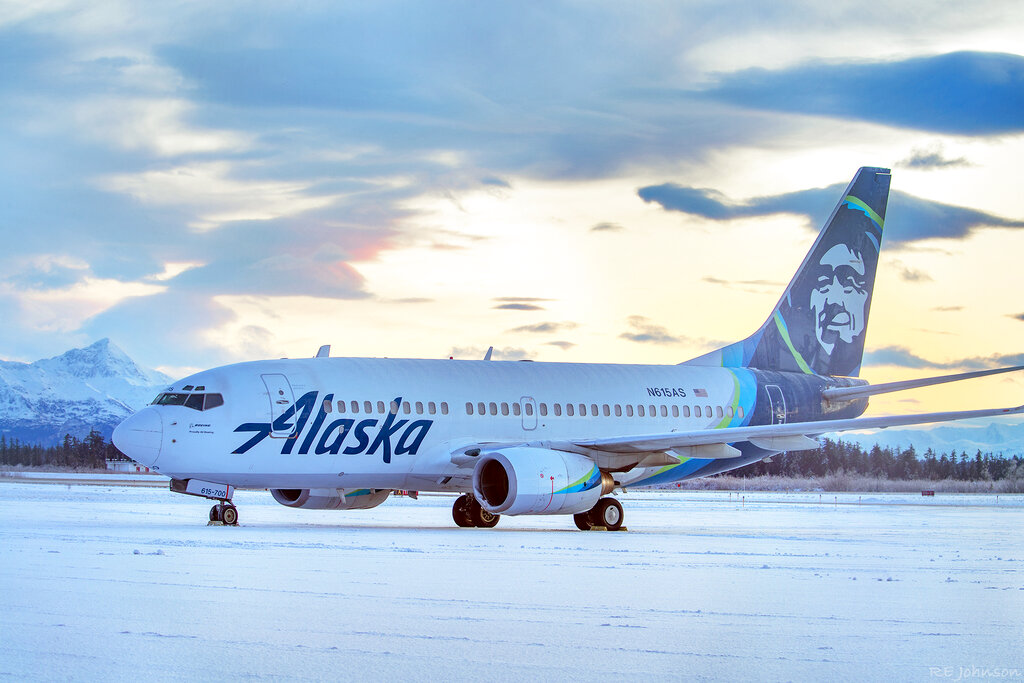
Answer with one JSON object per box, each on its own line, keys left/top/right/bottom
{"left": 132, "top": 357, "right": 755, "bottom": 491}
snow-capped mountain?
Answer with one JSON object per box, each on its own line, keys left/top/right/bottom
{"left": 826, "top": 421, "right": 1024, "bottom": 457}
{"left": 0, "top": 339, "right": 172, "bottom": 446}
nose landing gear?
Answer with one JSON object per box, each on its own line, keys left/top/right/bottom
{"left": 209, "top": 502, "right": 239, "bottom": 526}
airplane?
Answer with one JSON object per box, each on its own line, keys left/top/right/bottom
{"left": 112, "top": 167, "right": 1023, "bottom": 529}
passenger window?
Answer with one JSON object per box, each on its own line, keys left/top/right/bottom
{"left": 477, "top": 402, "right": 485, "bottom": 415}
{"left": 336, "top": 400, "right": 346, "bottom": 413}
{"left": 539, "top": 403, "right": 548, "bottom": 417}
{"left": 602, "top": 404, "right": 610, "bottom": 417}
{"left": 466, "top": 402, "right": 474, "bottom": 415}
{"left": 402, "top": 401, "right": 411, "bottom": 414}
{"left": 441, "top": 402, "right": 449, "bottom": 415}
{"left": 671, "top": 405, "right": 679, "bottom": 418}
{"left": 323, "top": 399, "right": 333, "bottom": 414}
{"left": 590, "top": 403, "right": 597, "bottom": 416}
{"left": 487, "top": 402, "right": 496, "bottom": 416}
{"left": 553, "top": 403, "right": 562, "bottom": 416}
{"left": 649, "top": 404, "right": 657, "bottom": 417}
{"left": 352, "top": 401, "right": 359, "bottom": 413}
{"left": 566, "top": 404, "right": 575, "bottom": 417}
{"left": 428, "top": 401, "right": 436, "bottom": 415}
{"left": 579, "top": 403, "right": 587, "bottom": 416}
{"left": 525, "top": 403, "right": 534, "bottom": 416}
{"left": 695, "top": 406, "right": 701, "bottom": 418}
{"left": 716, "top": 406, "right": 723, "bottom": 418}
{"left": 388, "top": 401, "right": 398, "bottom": 415}
{"left": 737, "top": 406, "right": 744, "bottom": 419}
{"left": 705, "top": 404, "right": 712, "bottom": 417}
{"left": 501, "top": 402, "right": 509, "bottom": 416}
{"left": 513, "top": 403, "right": 522, "bottom": 416}
{"left": 363, "top": 401, "right": 372, "bottom": 413}
{"left": 683, "top": 405, "right": 691, "bottom": 418}
{"left": 614, "top": 405, "right": 622, "bottom": 417}
{"left": 726, "top": 406, "right": 733, "bottom": 417}
{"left": 415, "top": 401, "right": 423, "bottom": 414}
{"left": 626, "top": 405, "right": 634, "bottom": 417}
{"left": 637, "top": 405, "right": 645, "bottom": 417}
{"left": 204, "top": 393, "right": 224, "bottom": 410}
{"left": 660, "top": 405, "right": 668, "bottom": 417}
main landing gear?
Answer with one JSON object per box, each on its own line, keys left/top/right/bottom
{"left": 209, "top": 501, "right": 239, "bottom": 526}
{"left": 452, "top": 494, "right": 500, "bottom": 528}
{"left": 573, "top": 497, "right": 624, "bottom": 531}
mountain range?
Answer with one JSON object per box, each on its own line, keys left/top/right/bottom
{"left": 0, "top": 339, "right": 171, "bottom": 446}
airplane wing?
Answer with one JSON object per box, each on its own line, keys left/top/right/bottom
{"left": 574, "top": 403, "right": 1023, "bottom": 455}
{"left": 448, "top": 402, "right": 1023, "bottom": 473}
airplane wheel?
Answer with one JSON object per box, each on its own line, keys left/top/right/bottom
{"left": 452, "top": 495, "right": 473, "bottom": 527}
{"left": 209, "top": 504, "right": 222, "bottom": 522}
{"left": 467, "top": 497, "right": 499, "bottom": 528}
{"left": 222, "top": 505, "right": 238, "bottom": 526}
{"left": 594, "top": 498, "right": 623, "bottom": 531}
{"left": 573, "top": 512, "right": 593, "bottom": 531}
{"left": 475, "top": 507, "right": 500, "bottom": 528}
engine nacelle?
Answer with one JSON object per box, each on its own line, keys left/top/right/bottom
{"left": 271, "top": 488, "right": 391, "bottom": 510}
{"left": 472, "top": 447, "right": 612, "bottom": 516}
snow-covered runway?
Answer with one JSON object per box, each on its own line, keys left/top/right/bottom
{"left": 1, "top": 480, "right": 1021, "bottom": 681}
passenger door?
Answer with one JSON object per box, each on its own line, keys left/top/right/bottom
{"left": 262, "top": 373, "right": 297, "bottom": 437}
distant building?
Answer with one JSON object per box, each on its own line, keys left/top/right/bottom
{"left": 106, "top": 458, "right": 153, "bottom": 474}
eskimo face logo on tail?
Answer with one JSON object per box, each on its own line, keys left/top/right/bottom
{"left": 233, "top": 393, "right": 432, "bottom": 462}
{"left": 810, "top": 243, "right": 869, "bottom": 355}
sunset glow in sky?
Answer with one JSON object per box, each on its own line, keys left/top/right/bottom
{"left": 1, "top": 1, "right": 1022, "bottom": 415}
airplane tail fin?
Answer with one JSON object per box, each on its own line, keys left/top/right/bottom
{"left": 684, "top": 167, "right": 891, "bottom": 377}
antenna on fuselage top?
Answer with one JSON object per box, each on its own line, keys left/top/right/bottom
{"left": 315, "top": 345, "right": 330, "bottom": 358}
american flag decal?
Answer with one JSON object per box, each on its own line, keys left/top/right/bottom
{"left": 694, "top": 388, "right": 708, "bottom": 398}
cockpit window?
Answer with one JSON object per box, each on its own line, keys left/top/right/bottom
{"left": 152, "top": 391, "right": 225, "bottom": 411}
{"left": 155, "top": 393, "right": 189, "bottom": 405}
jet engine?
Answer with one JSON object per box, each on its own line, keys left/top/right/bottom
{"left": 270, "top": 488, "right": 391, "bottom": 510}
{"left": 472, "top": 447, "right": 613, "bottom": 515}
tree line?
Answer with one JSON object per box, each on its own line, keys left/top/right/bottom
{"left": 739, "top": 438, "right": 1023, "bottom": 482}
{"left": 0, "top": 432, "right": 1022, "bottom": 482}
{"left": 0, "top": 431, "right": 123, "bottom": 470}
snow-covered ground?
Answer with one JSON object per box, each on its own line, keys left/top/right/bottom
{"left": 1, "top": 480, "right": 1021, "bottom": 682}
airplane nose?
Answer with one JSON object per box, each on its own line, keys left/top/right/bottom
{"left": 112, "top": 407, "right": 163, "bottom": 467}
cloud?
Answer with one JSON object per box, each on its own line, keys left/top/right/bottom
{"left": 546, "top": 341, "right": 576, "bottom": 350}
{"left": 507, "top": 322, "right": 578, "bottom": 334}
{"left": 703, "top": 276, "right": 785, "bottom": 291}
{"left": 591, "top": 222, "right": 624, "bottom": 232}
{"left": 493, "top": 297, "right": 552, "bottom": 302}
{"left": 699, "top": 51, "right": 1024, "bottom": 135}
{"left": 638, "top": 181, "right": 1024, "bottom": 243}
{"left": 494, "top": 303, "right": 545, "bottom": 311}
{"left": 620, "top": 315, "right": 682, "bottom": 345}
{"left": 898, "top": 147, "right": 969, "bottom": 170}
{"left": 933, "top": 306, "right": 963, "bottom": 312}
{"left": 897, "top": 264, "right": 932, "bottom": 283}
{"left": 449, "top": 346, "right": 532, "bottom": 361}
{"left": 863, "top": 346, "right": 1024, "bottom": 371}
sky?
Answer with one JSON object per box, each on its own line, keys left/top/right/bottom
{"left": 1, "top": 0, "right": 1022, "bottom": 415}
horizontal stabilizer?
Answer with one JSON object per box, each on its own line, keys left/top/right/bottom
{"left": 822, "top": 365, "right": 1024, "bottom": 402}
